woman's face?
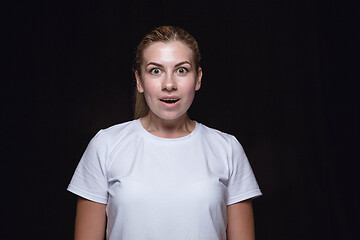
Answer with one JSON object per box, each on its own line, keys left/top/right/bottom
{"left": 136, "top": 40, "right": 202, "bottom": 121}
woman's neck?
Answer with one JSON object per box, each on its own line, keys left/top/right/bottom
{"left": 140, "top": 112, "right": 195, "bottom": 138}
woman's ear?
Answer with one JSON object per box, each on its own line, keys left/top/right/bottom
{"left": 195, "top": 67, "right": 202, "bottom": 91}
{"left": 135, "top": 71, "right": 144, "bottom": 93}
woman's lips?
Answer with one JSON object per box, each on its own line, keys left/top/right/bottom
{"left": 159, "top": 98, "right": 180, "bottom": 104}
{"left": 159, "top": 97, "right": 180, "bottom": 108}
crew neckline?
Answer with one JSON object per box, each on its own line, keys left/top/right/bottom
{"left": 136, "top": 118, "right": 200, "bottom": 141}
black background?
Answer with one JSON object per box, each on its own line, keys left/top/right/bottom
{"left": 4, "top": 0, "right": 359, "bottom": 239}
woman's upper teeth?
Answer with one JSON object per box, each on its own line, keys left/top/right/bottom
{"left": 161, "top": 98, "right": 179, "bottom": 103}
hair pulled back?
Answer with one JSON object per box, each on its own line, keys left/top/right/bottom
{"left": 133, "top": 26, "right": 201, "bottom": 119}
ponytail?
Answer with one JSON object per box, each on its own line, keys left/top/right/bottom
{"left": 134, "top": 90, "right": 149, "bottom": 119}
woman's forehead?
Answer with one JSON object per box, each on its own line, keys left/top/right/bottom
{"left": 142, "top": 41, "right": 194, "bottom": 65}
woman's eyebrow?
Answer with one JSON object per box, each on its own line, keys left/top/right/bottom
{"left": 146, "top": 61, "right": 191, "bottom": 68}
{"left": 175, "top": 61, "right": 191, "bottom": 67}
{"left": 146, "top": 62, "right": 163, "bottom": 67}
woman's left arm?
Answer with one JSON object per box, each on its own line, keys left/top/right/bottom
{"left": 226, "top": 199, "right": 255, "bottom": 240}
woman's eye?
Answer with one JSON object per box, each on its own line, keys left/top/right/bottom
{"left": 177, "top": 67, "right": 187, "bottom": 74}
{"left": 150, "top": 68, "right": 161, "bottom": 74}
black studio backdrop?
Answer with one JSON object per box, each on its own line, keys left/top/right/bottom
{"left": 4, "top": 0, "right": 358, "bottom": 239}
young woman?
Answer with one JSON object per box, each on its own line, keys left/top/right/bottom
{"left": 68, "top": 26, "right": 262, "bottom": 240}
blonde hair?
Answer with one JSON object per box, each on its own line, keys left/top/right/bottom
{"left": 133, "top": 26, "right": 201, "bottom": 119}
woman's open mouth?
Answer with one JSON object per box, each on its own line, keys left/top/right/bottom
{"left": 160, "top": 98, "right": 180, "bottom": 104}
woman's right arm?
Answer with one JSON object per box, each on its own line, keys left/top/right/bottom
{"left": 74, "top": 197, "right": 107, "bottom": 240}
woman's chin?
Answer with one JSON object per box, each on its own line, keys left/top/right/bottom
{"left": 149, "top": 110, "right": 189, "bottom": 122}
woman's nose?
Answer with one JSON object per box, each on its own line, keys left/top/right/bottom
{"left": 162, "top": 74, "right": 177, "bottom": 91}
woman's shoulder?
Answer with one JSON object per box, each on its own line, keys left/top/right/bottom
{"left": 90, "top": 119, "right": 140, "bottom": 146}
{"left": 198, "top": 122, "right": 234, "bottom": 138}
{"left": 196, "top": 123, "right": 245, "bottom": 160}
{"left": 197, "top": 122, "right": 238, "bottom": 145}
{"left": 101, "top": 119, "right": 139, "bottom": 134}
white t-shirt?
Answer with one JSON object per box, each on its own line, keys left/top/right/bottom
{"left": 68, "top": 119, "right": 262, "bottom": 240}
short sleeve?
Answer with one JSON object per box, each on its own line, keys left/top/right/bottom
{"left": 67, "top": 130, "right": 109, "bottom": 204}
{"left": 226, "top": 136, "right": 262, "bottom": 205}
